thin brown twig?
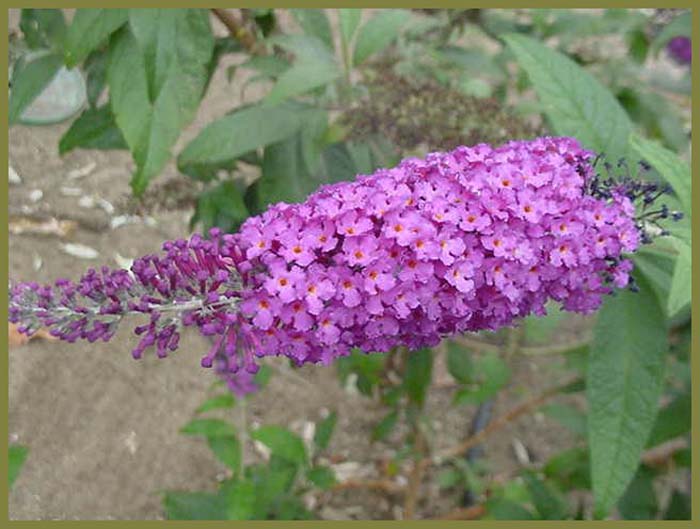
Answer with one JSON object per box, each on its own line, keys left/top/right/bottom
{"left": 211, "top": 8, "right": 262, "bottom": 55}
{"left": 330, "top": 479, "right": 404, "bottom": 495}
{"left": 437, "top": 504, "right": 487, "bottom": 520}
{"left": 435, "top": 377, "right": 582, "bottom": 462}
{"left": 403, "top": 429, "right": 427, "bottom": 519}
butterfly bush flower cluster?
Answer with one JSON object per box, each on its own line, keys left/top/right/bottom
{"left": 11, "top": 137, "right": 667, "bottom": 394}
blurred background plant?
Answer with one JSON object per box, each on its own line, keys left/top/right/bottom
{"left": 8, "top": 8, "right": 691, "bottom": 520}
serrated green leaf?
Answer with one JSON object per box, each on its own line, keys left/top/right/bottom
{"left": 338, "top": 9, "right": 361, "bottom": 49}
{"left": 503, "top": 33, "right": 632, "bottom": 159}
{"left": 446, "top": 341, "right": 472, "bottom": 383}
{"left": 588, "top": 272, "right": 667, "bottom": 518}
{"left": 9, "top": 52, "right": 63, "bottom": 125}
{"left": 629, "top": 133, "right": 691, "bottom": 216}
{"left": 163, "top": 491, "right": 227, "bottom": 520}
{"left": 64, "top": 9, "right": 128, "bottom": 67}
{"left": 59, "top": 106, "right": 128, "bottom": 154}
{"left": 108, "top": 11, "right": 214, "bottom": 195}
{"left": 353, "top": 10, "right": 410, "bottom": 66}
{"left": 667, "top": 238, "right": 691, "bottom": 317}
{"left": 306, "top": 466, "right": 336, "bottom": 490}
{"left": 196, "top": 393, "right": 236, "bottom": 414}
{"left": 291, "top": 9, "right": 334, "bottom": 51}
{"left": 265, "top": 61, "right": 340, "bottom": 105}
{"left": 20, "top": 9, "right": 66, "bottom": 50}
{"left": 180, "top": 418, "right": 237, "bottom": 438}
{"left": 372, "top": 409, "right": 399, "bottom": 441}
{"left": 251, "top": 426, "right": 307, "bottom": 466}
{"left": 403, "top": 348, "right": 433, "bottom": 407}
{"left": 9, "top": 445, "right": 28, "bottom": 489}
{"left": 313, "top": 411, "right": 337, "bottom": 452}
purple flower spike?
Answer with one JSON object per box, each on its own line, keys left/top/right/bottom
{"left": 10, "top": 137, "right": 659, "bottom": 395}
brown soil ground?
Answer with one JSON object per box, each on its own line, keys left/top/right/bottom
{"left": 6, "top": 9, "right": 656, "bottom": 521}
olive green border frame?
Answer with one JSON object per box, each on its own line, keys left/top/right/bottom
{"left": 1, "top": 2, "right": 696, "bottom": 526}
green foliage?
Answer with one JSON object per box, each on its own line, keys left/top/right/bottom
{"left": 58, "top": 106, "right": 127, "bottom": 154}
{"left": 313, "top": 411, "right": 337, "bottom": 452}
{"left": 336, "top": 349, "right": 386, "bottom": 396}
{"left": 163, "top": 491, "right": 228, "bottom": 520}
{"left": 353, "top": 10, "right": 411, "bottom": 66}
{"left": 9, "top": 445, "right": 29, "bottom": 489}
{"left": 180, "top": 418, "right": 237, "bottom": 437}
{"left": 403, "top": 348, "right": 433, "bottom": 407}
{"left": 306, "top": 466, "right": 337, "bottom": 490}
{"left": 453, "top": 352, "right": 510, "bottom": 405}
{"left": 195, "top": 393, "right": 236, "bottom": 414}
{"left": 63, "top": 9, "right": 128, "bottom": 67}
{"left": 650, "top": 12, "right": 691, "bottom": 56}
{"left": 291, "top": 9, "right": 334, "bottom": 51}
{"left": 251, "top": 426, "right": 307, "bottom": 466}
{"left": 191, "top": 181, "right": 249, "bottom": 234}
{"left": 107, "top": 9, "right": 214, "bottom": 195}
{"left": 20, "top": 9, "right": 66, "bottom": 51}
{"left": 587, "top": 272, "right": 667, "bottom": 517}
{"left": 372, "top": 409, "right": 400, "bottom": 441}
{"left": 503, "top": 33, "right": 632, "bottom": 159}
{"left": 9, "top": 52, "right": 64, "bottom": 124}
{"left": 446, "top": 340, "right": 472, "bottom": 383}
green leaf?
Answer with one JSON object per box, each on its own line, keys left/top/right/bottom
{"left": 163, "top": 491, "right": 227, "bottom": 520}
{"left": 9, "top": 52, "right": 63, "bottom": 125}
{"left": 208, "top": 436, "right": 241, "bottom": 475}
{"left": 522, "top": 470, "right": 569, "bottom": 520}
{"left": 587, "top": 272, "right": 667, "bottom": 518}
{"left": 453, "top": 353, "right": 510, "bottom": 406}
{"left": 651, "top": 12, "right": 691, "bottom": 56}
{"left": 264, "top": 61, "right": 340, "bottom": 105}
{"left": 83, "top": 49, "right": 109, "bottom": 108}
{"left": 543, "top": 447, "right": 591, "bottom": 491}
{"left": 372, "top": 409, "right": 399, "bottom": 441}
{"left": 667, "top": 238, "right": 691, "bottom": 317}
{"left": 190, "top": 181, "right": 250, "bottom": 234}
{"left": 253, "top": 364, "right": 273, "bottom": 389}
{"left": 306, "top": 466, "right": 336, "bottom": 490}
{"left": 107, "top": 11, "right": 214, "bottom": 195}
{"left": 58, "top": 106, "right": 128, "bottom": 155}
{"left": 9, "top": 445, "right": 28, "bottom": 489}
{"left": 313, "top": 411, "right": 337, "bottom": 452}
{"left": 196, "top": 393, "right": 236, "bottom": 414}
{"left": 629, "top": 133, "right": 691, "bottom": 217}
{"left": 178, "top": 103, "right": 305, "bottom": 169}
{"left": 353, "top": 10, "right": 411, "bottom": 66}
{"left": 632, "top": 246, "right": 676, "bottom": 309}
{"left": 446, "top": 341, "right": 472, "bottom": 383}
{"left": 338, "top": 9, "right": 362, "bottom": 49}
{"left": 180, "top": 418, "right": 237, "bottom": 438}
{"left": 403, "top": 348, "right": 433, "bottom": 407}
{"left": 503, "top": 33, "right": 632, "bottom": 159}
{"left": 64, "top": 9, "right": 128, "bottom": 67}
{"left": 20, "top": 9, "right": 66, "bottom": 50}
{"left": 336, "top": 350, "right": 385, "bottom": 397}
{"left": 225, "top": 480, "right": 255, "bottom": 520}
{"left": 241, "top": 55, "right": 290, "bottom": 78}
{"left": 542, "top": 403, "right": 587, "bottom": 437}
{"left": 485, "top": 499, "right": 535, "bottom": 520}
{"left": 251, "top": 426, "right": 307, "bottom": 466}
{"left": 617, "top": 466, "right": 658, "bottom": 520}
{"left": 291, "top": 9, "right": 334, "bottom": 51}
{"left": 646, "top": 391, "right": 691, "bottom": 448}
{"left": 664, "top": 489, "right": 691, "bottom": 520}
{"left": 626, "top": 28, "right": 649, "bottom": 64}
